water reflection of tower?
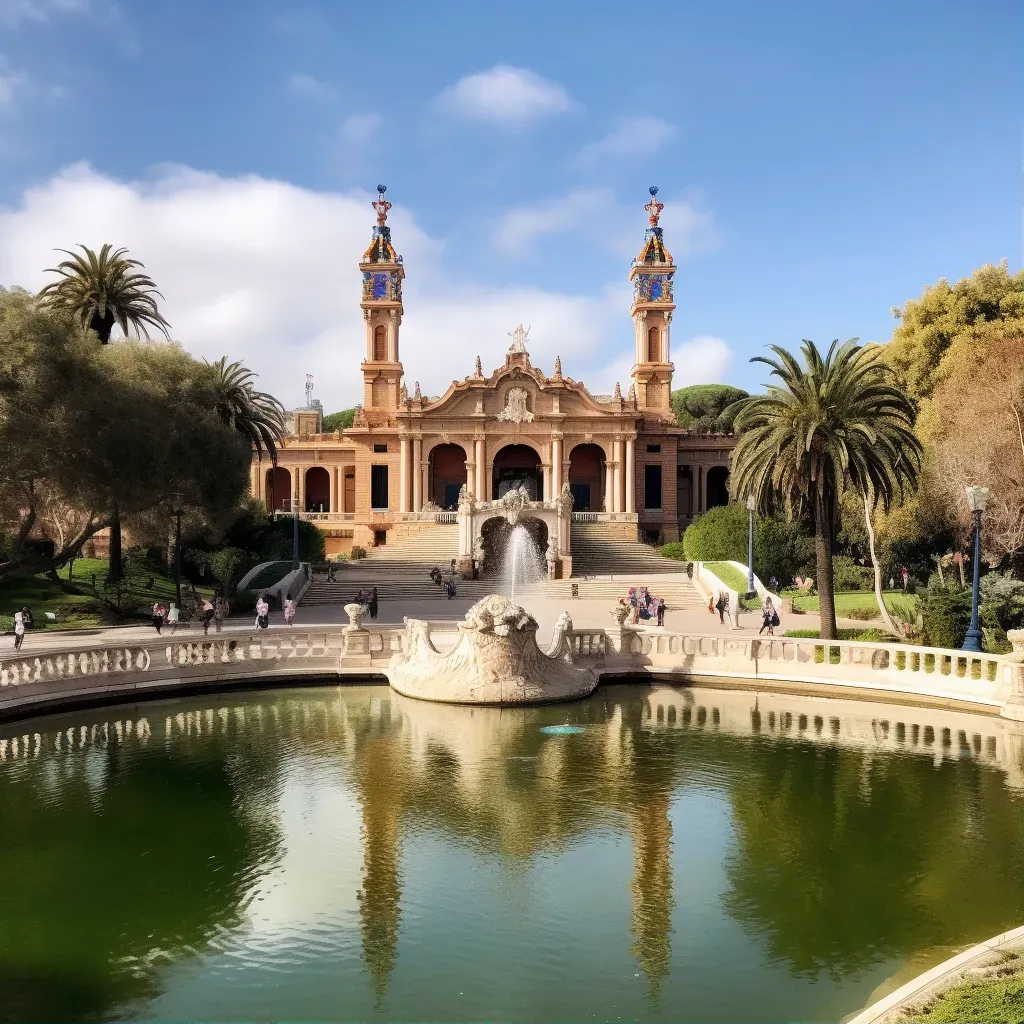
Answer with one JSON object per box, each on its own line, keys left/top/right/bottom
{"left": 354, "top": 696, "right": 404, "bottom": 1010}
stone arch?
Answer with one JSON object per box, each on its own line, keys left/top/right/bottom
{"left": 265, "top": 466, "right": 292, "bottom": 511}
{"left": 706, "top": 465, "right": 730, "bottom": 509}
{"left": 428, "top": 443, "right": 468, "bottom": 510}
{"left": 491, "top": 443, "right": 543, "bottom": 501}
{"left": 567, "top": 442, "right": 605, "bottom": 512}
{"left": 479, "top": 515, "right": 549, "bottom": 578}
{"left": 647, "top": 325, "right": 661, "bottom": 362}
{"left": 373, "top": 324, "right": 387, "bottom": 361}
{"left": 304, "top": 466, "right": 331, "bottom": 512}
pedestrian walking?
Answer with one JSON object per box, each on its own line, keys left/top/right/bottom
{"left": 213, "top": 597, "right": 227, "bottom": 632}
{"left": 13, "top": 608, "right": 25, "bottom": 651}
{"left": 901, "top": 566, "right": 909, "bottom": 593}
{"left": 769, "top": 576, "right": 779, "bottom": 593}
{"left": 760, "top": 597, "right": 777, "bottom": 636}
{"left": 656, "top": 597, "right": 666, "bottom": 627}
{"left": 167, "top": 601, "right": 180, "bottom": 633}
{"left": 255, "top": 594, "right": 270, "bottom": 630}
{"left": 369, "top": 587, "right": 378, "bottom": 621}
{"left": 283, "top": 596, "right": 296, "bottom": 626}
{"left": 715, "top": 592, "right": 727, "bottom": 625}
{"left": 327, "top": 562, "right": 336, "bottom": 583}
{"left": 152, "top": 601, "right": 165, "bottom": 634}
{"left": 200, "top": 597, "right": 215, "bottom": 635}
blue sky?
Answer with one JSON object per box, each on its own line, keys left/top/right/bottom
{"left": 0, "top": 0, "right": 1019, "bottom": 410}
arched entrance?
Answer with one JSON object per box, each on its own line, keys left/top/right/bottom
{"left": 428, "top": 444, "right": 468, "bottom": 510}
{"left": 677, "top": 466, "right": 693, "bottom": 517}
{"left": 492, "top": 444, "right": 542, "bottom": 501}
{"left": 265, "top": 467, "right": 292, "bottom": 511}
{"left": 567, "top": 443, "right": 605, "bottom": 511}
{"left": 479, "top": 516, "right": 548, "bottom": 578}
{"left": 706, "top": 466, "right": 730, "bottom": 509}
{"left": 305, "top": 467, "right": 331, "bottom": 512}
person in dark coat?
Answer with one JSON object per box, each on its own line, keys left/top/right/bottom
{"left": 369, "top": 587, "right": 378, "bottom": 621}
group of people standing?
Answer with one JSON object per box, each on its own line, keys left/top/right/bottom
{"left": 151, "top": 595, "right": 228, "bottom": 635}
{"left": 708, "top": 592, "right": 781, "bottom": 634}
{"left": 353, "top": 587, "right": 379, "bottom": 620}
{"left": 429, "top": 567, "right": 458, "bottom": 600}
{"left": 625, "top": 587, "right": 666, "bottom": 626}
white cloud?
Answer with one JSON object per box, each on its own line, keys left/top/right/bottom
{"left": 577, "top": 116, "right": 677, "bottom": 167}
{"left": 434, "top": 65, "right": 572, "bottom": 126}
{"left": 0, "top": 63, "right": 27, "bottom": 108}
{"left": 0, "top": 164, "right": 652, "bottom": 410}
{"left": 286, "top": 73, "right": 335, "bottom": 101}
{"left": 493, "top": 188, "right": 721, "bottom": 261}
{"left": 0, "top": 0, "right": 108, "bottom": 28}
{"left": 338, "top": 112, "right": 381, "bottom": 147}
{"left": 672, "top": 335, "right": 734, "bottom": 386}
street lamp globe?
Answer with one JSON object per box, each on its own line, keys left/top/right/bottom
{"left": 746, "top": 494, "right": 756, "bottom": 513}
{"left": 965, "top": 485, "right": 990, "bottom": 513}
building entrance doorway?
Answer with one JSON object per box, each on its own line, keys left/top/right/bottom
{"left": 492, "top": 444, "right": 543, "bottom": 500}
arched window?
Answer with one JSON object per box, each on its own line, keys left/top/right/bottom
{"left": 647, "top": 325, "right": 660, "bottom": 363}
{"left": 373, "top": 324, "right": 387, "bottom": 361}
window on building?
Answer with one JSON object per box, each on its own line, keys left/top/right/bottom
{"left": 644, "top": 464, "right": 662, "bottom": 510}
{"left": 647, "top": 325, "right": 660, "bottom": 362}
{"left": 373, "top": 324, "right": 387, "bottom": 361}
{"left": 373, "top": 443, "right": 388, "bottom": 453}
{"left": 371, "top": 465, "right": 389, "bottom": 510}
{"left": 646, "top": 444, "right": 661, "bottom": 453}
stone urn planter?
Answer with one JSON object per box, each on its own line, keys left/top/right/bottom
{"left": 344, "top": 603, "right": 366, "bottom": 632}
{"left": 1008, "top": 629, "right": 1024, "bottom": 661}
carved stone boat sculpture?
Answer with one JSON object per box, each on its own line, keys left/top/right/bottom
{"left": 388, "top": 594, "right": 598, "bottom": 705}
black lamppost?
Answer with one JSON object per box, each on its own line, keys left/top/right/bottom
{"left": 745, "top": 493, "right": 756, "bottom": 598}
{"left": 170, "top": 491, "right": 184, "bottom": 607}
{"left": 961, "top": 484, "right": 990, "bottom": 653}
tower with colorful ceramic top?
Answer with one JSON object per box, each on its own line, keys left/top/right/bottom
{"left": 360, "top": 185, "right": 405, "bottom": 411}
{"left": 629, "top": 186, "right": 676, "bottom": 419}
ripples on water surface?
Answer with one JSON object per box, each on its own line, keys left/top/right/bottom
{"left": 2, "top": 683, "right": 1024, "bottom": 1023}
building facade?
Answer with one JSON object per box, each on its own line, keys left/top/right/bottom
{"left": 251, "top": 187, "right": 734, "bottom": 569}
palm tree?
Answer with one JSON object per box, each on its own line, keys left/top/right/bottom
{"left": 37, "top": 244, "right": 171, "bottom": 344}
{"left": 38, "top": 244, "right": 171, "bottom": 580}
{"left": 208, "top": 357, "right": 287, "bottom": 467}
{"left": 730, "top": 339, "right": 921, "bottom": 639}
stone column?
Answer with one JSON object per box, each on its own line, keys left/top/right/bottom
{"left": 400, "top": 436, "right": 410, "bottom": 512}
{"left": 612, "top": 440, "right": 622, "bottom": 513}
{"left": 551, "top": 437, "right": 562, "bottom": 499}
{"left": 604, "top": 454, "right": 614, "bottom": 513}
{"left": 543, "top": 461, "right": 552, "bottom": 499}
{"left": 625, "top": 437, "right": 635, "bottom": 514}
{"left": 295, "top": 467, "right": 304, "bottom": 513}
{"left": 475, "top": 438, "right": 486, "bottom": 501}
{"left": 332, "top": 466, "right": 339, "bottom": 514}
{"left": 697, "top": 466, "right": 704, "bottom": 513}
{"left": 413, "top": 439, "right": 423, "bottom": 512}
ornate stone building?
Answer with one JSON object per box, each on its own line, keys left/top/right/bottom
{"left": 250, "top": 186, "right": 734, "bottom": 571}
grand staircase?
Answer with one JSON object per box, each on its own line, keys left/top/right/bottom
{"left": 302, "top": 522, "right": 702, "bottom": 609}
{"left": 569, "top": 523, "right": 691, "bottom": 576}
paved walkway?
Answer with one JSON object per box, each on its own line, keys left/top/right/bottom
{"left": 7, "top": 593, "right": 862, "bottom": 656}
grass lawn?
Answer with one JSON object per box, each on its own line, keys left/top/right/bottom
{"left": 784, "top": 588, "right": 920, "bottom": 618}
{"left": 244, "top": 561, "right": 294, "bottom": 591}
{"left": 899, "top": 952, "right": 1024, "bottom": 1023}
{"left": 0, "top": 558, "right": 213, "bottom": 633}
{"left": 704, "top": 562, "right": 763, "bottom": 608}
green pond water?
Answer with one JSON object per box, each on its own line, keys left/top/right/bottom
{"left": 2, "top": 683, "right": 1024, "bottom": 1023}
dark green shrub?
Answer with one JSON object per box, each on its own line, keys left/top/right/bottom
{"left": 923, "top": 579, "right": 973, "bottom": 649}
{"left": 350, "top": 545, "right": 367, "bottom": 560}
{"left": 659, "top": 542, "right": 687, "bottom": 560}
{"left": 832, "top": 555, "right": 874, "bottom": 591}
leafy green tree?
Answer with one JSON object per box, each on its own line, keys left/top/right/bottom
{"left": 671, "top": 384, "right": 748, "bottom": 433}
{"left": 37, "top": 244, "right": 172, "bottom": 578}
{"left": 207, "top": 357, "right": 287, "bottom": 465}
{"left": 679, "top": 503, "right": 809, "bottom": 586}
{"left": 731, "top": 340, "right": 921, "bottom": 638}
{"left": 886, "top": 260, "right": 1024, "bottom": 405}
{"left": 322, "top": 408, "right": 357, "bottom": 432}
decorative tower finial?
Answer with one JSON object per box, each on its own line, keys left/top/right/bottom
{"left": 627, "top": 381, "right": 636, "bottom": 402}
{"left": 644, "top": 185, "right": 664, "bottom": 227}
{"left": 614, "top": 381, "right": 622, "bottom": 400}
{"left": 400, "top": 379, "right": 408, "bottom": 403}
{"left": 413, "top": 380, "right": 422, "bottom": 401}
{"left": 474, "top": 355, "right": 483, "bottom": 378}
{"left": 372, "top": 184, "right": 391, "bottom": 226}
{"left": 553, "top": 355, "right": 562, "bottom": 379}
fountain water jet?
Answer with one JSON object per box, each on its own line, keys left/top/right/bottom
{"left": 503, "top": 523, "right": 545, "bottom": 603}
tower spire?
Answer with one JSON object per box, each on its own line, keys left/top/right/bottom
{"left": 359, "top": 184, "right": 405, "bottom": 410}
{"left": 628, "top": 186, "right": 676, "bottom": 419}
